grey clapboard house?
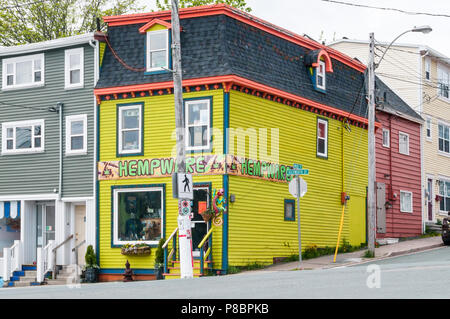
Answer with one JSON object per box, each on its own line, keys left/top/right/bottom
{"left": 0, "top": 33, "right": 104, "bottom": 286}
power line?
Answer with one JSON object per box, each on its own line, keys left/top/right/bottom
{"left": 321, "top": 0, "right": 450, "bottom": 18}
{"left": 376, "top": 72, "right": 444, "bottom": 89}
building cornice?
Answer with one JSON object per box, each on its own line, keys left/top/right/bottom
{"left": 94, "top": 74, "right": 379, "bottom": 129}
{"left": 0, "top": 33, "right": 97, "bottom": 57}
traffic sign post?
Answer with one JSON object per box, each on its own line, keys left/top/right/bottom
{"left": 288, "top": 164, "right": 309, "bottom": 269}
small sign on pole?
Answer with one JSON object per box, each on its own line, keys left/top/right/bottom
{"left": 177, "top": 173, "right": 193, "bottom": 200}
{"left": 287, "top": 164, "right": 309, "bottom": 270}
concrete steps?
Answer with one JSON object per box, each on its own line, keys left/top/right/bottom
{"left": 5, "top": 265, "right": 40, "bottom": 287}
{"left": 44, "top": 265, "right": 80, "bottom": 286}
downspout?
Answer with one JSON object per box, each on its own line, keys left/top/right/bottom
{"left": 389, "top": 114, "right": 393, "bottom": 236}
{"left": 57, "top": 102, "right": 64, "bottom": 201}
{"left": 89, "top": 38, "right": 99, "bottom": 253}
{"left": 419, "top": 49, "right": 426, "bottom": 232}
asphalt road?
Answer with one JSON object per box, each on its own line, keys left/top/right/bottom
{"left": 1, "top": 246, "right": 450, "bottom": 299}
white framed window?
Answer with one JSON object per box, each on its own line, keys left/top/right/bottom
{"left": 65, "top": 48, "right": 84, "bottom": 89}
{"left": 316, "top": 60, "right": 326, "bottom": 90}
{"left": 146, "top": 29, "right": 169, "bottom": 72}
{"left": 438, "top": 123, "right": 450, "bottom": 154}
{"left": 438, "top": 66, "right": 450, "bottom": 100}
{"left": 65, "top": 114, "right": 87, "bottom": 155}
{"left": 439, "top": 180, "right": 450, "bottom": 213}
{"left": 317, "top": 118, "right": 328, "bottom": 157}
{"left": 185, "top": 99, "right": 211, "bottom": 151}
{"left": 2, "top": 54, "right": 44, "bottom": 90}
{"left": 399, "top": 132, "right": 409, "bottom": 155}
{"left": 425, "top": 58, "right": 431, "bottom": 81}
{"left": 118, "top": 104, "right": 142, "bottom": 155}
{"left": 426, "top": 117, "right": 432, "bottom": 140}
{"left": 382, "top": 128, "right": 390, "bottom": 148}
{"left": 400, "top": 190, "right": 413, "bottom": 213}
{"left": 1, "top": 119, "right": 44, "bottom": 154}
{"left": 112, "top": 187, "right": 164, "bottom": 246}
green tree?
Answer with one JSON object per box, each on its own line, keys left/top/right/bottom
{"left": 0, "top": 0, "right": 145, "bottom": 46}
{"left": 155, "top": 0, "right": 251, "bottom": 12}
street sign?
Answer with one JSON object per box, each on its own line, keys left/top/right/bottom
{"left": 293, "top": 164, "right": 303, "bottom": 170}
{"left": 289, "top": 177, "right": 307, "bottom": 198}
{"left": 286, "top": 169, "right": 309, "bottom": 175}
{"left": 177, "top": 173, "right": 193, "bottom": 199}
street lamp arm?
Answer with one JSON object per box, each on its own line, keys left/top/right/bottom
{"left": 374, "top": 29, "right": 412, "bottom": 69}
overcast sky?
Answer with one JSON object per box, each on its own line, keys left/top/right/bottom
{"left": 143, "top": 0, "right": 450, "bottom": 57}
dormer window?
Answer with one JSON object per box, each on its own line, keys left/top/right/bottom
{"left": 305, "top": 49, "right": 333, "bottom": 93}
{"left": 139, "top": 19, "right": 173, "bottom": 74}
{"left": 316, "top": 60, "right": 326, "bottom": 90}
{"left": 146, "top": 29, "right": 169, "bottom": 72}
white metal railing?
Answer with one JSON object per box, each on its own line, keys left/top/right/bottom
{"left": 37, "top": 240, "right": 55, "bottom": 283}
{"left": 52, "top": 234, "right": 73, "bottom": 280}
{"left": 2, "top": 240, "right": 21, "bottom": 281}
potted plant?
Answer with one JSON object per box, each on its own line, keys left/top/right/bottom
{"left": 154, "top": 238, "right": 165, "bottom": 280}
{"left": 199, "top": 206, "right": 215, "bottom": 222}
{"left": 84, "top": 245, "right": 99, "bottom": 283}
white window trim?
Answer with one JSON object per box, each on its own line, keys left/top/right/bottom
{"left": 437, "top": 64, "right": 450, "bottom": 102}
{"left": 146, "top": 29, "right": 169, "bottom": 73}
{"left": 426, "top": 116, "right": 432, "bottom": 141}
{"left": 425, "top": 57, "right": 431, "bottom": 82}
{"left": 399, "top": 131, "right": 410, "bottom": 155}
{"left": 2, "top": 53, "right": 45, "bottom": 91}
{"left": 382, "top": 128, "right": 390, "bottom": 148}
{"left": 316, "top": 60, "right": 326, "bottom": 90}
{"left": 400, "top": 190, "right": 413, "bottom": 213}
{"left": 438, "top": 179, "right": 450, "bottom": 214}
{"left": 112, "top": 187, "right": 164, "bottom": 246}
{"left": 118, "top": 104, "right": 142, "bottom": 155}
{"left": 184, "top": 99, "right": 211, "bottom": 152}
{"left": 64, "top": 47, "right": 84, "bottom": 90}
{"left": 65, "top": 114, "right": 87, "bottom": 156}
{"left": 438, "top": 122, "right": 450, "bottom": 155}
{"left": 1, "top": 119, "right": 45, "bottom": 155}
{"left": 317, "top": 118, "right": 328, "bottom": 157}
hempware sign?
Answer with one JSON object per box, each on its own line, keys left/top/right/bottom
{"left": 98, "top": 154, "right": 293, "bottom": 183}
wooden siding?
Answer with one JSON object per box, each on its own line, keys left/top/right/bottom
{"left": 227, "top": 91, "right": 367, "bottom": 266}
{"left": 421, "top": 56, "right": 450, "bottom": 219}
{"left": 330, "top": 42, "right": 421, "bottom": 113}
{"left": 376, "top": 111, "right": 422, "bottom": 237}
{"left": 98, "top": 90, "right": 224, "bottom": 270}
{"left": 0, "top": 44, "right": 95, "bottom": 197}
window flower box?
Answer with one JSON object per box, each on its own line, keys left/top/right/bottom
{"left": 121, "top": 243, "right": 151, "bottom": 256}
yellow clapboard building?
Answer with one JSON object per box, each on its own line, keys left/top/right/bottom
{"left": 94, "top": 4, "right": 371, "bottom": 281}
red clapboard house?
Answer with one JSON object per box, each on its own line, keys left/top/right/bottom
{"left": 374, "top": 78, "right": 423, "bottom": 240}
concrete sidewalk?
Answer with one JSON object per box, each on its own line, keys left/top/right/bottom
{"left": 238, "top": 236, "right": 444, "bottom": 274}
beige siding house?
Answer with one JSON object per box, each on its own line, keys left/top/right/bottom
{"left": 329, "top": 39, "right": 450, "bottom": 228}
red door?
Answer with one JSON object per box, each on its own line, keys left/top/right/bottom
{"left": 428, "top": 179, "right": 433, "bottom": 221}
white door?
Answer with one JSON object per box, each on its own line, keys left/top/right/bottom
{"left": 36, "top": 204, "right": 55, "bottom": 249}
{"left": 74, "top": 205, "right": 86, "bottom": 266}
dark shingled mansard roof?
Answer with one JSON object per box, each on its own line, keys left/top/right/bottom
{"left": 97, "top": 13, "right": 420, "bottom": 122}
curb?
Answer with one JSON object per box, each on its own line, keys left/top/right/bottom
{"left": 383, "top": 243, "right": 444, "bottom": 258}
{"left": 324, "top": 242, "right": 445, "bottom": 269}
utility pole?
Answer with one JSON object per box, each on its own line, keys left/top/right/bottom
{"left": 367, "top": 32, "right": 376, "bottom": 256}
{"left": 171, "top": 0, "right": 193, "bottom": 278}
